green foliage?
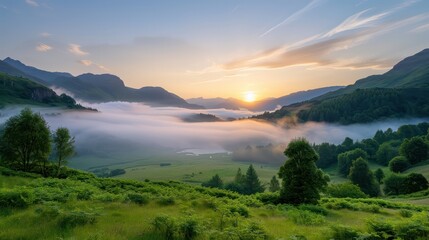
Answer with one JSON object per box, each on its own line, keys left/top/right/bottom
{"left": 243, "top": 164, "right": 265, "bottom": 195}
{"left": 57, "top": 210, "right": 97, "bottom": 229}
{"left": 179, "top": 217, "right": 199, "bottom": 240}
{"left": 376, "top": 141, "right": 399, "bottom": 166}
{"left": 399, "top": 209, "right": 413, "bottom": 218}
{"left": 337, "top": 148, "right": 368, "bottom": 176}
{"left": 348, "top": 157, "right": 380, "bottom": 197}
{"left": 325, "top": 182, "right": 368, "bottom": 198}
{"left": 126, "top": 193, "right": 149, "bottom": 205}
{"left": 0, "top": 108, "right": 51, "bottom": 172}
{"left": 52, "top": 127, "right": 75, "bottom": 176}
{"left": 151, "top": 215, "right": 177, "bottom": 240}
{"left": 202, "top": 174, "right": 223, "bottom": 189}
{"left": 0, "top": 188, "right": 33, "bottom": 209}
{"left": 329, "top": 225, "right": 361, "bottom": 240}
{"left": 268, "top": 175, "right": 280, "bottom": 192}
{"left": 384, "top": 173, "right": 428, "bottom": 195}
{"left": 367, "top": 218, "right": 395, "bottom": 239}
{"left": 279, "top": 138, "right": 329, "bottom": 205}
{"left": 374, "top": 168, "right": 385, "bottom": 183}
{"left": 389, "top": 156, "right": 410, "bottom": 173}
{"left": 314, "top": 142, "right": 337, "bottom": 168}
{"left": 157, "top": 196, "right": 176, "bottom": 206}
{"left": 400, "top": 136, "right": 429, "bottom": 164}
{"left": 287, "top": 209, "right": 325, "bottom": 225}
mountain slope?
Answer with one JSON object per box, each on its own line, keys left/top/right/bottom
{"left": 188, "top": 86, "right": 343, "bottom": 111}
{"left": 1, "top": 58, "right": 202, "bottom": 109}
{"left": 0, "top": 73, "right": 92, "bottom": 110}
{"left": 254, "top": 49, "right": 429, "bottom": 124}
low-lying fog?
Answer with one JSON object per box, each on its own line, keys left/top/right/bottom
{"left": 1, "top": 102, "right": 428, "bottom": 169}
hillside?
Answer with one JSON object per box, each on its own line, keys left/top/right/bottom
{"left": 1, "top": 58, "right": 202, "bottom": 109}
{"left": 187, "top": 86, "right": 343, "bottom": 111}
{"left": 0, "top": 73, "right": 92, "bottom": 110}
{"left": 1, "top": 167, "right": 429, "bottom": 240}
{"left": 254, "top": 49, "right": 429, "bottom": 124}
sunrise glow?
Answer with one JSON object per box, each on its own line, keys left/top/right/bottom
{"left": 244, "top": 91, "right": 256, "bottom": 102}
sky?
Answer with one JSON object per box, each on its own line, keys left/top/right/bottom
{"left": 1, "top": 0, "right": 429, "bottom": 101}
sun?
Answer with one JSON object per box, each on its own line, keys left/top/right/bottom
{"left": 244, "top": 91, "right": 256, "bottom": 102}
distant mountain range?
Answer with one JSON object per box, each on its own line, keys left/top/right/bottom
{"left": 187, "top": 86, "right": 343, "bottom": 112}
{"left": 0, "top": 58, "right": 201, "bottom": 109}
{"left": 255, "top": 49, "right": 429, "bottom": 124}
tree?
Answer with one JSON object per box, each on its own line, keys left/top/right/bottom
{"left": 202, "top": 174, "right": 223, "bottom": 189}
{"left": 348, "top": 157, "right": 379, "bottom": 197}
{"left": 52, "top": 127, "right": 75, "bottom": 176}
{"left": 0, "top": 108, "right": 51, "bottom": 172}
{"left": 279, "top": 138, "right": 329, "bottom": 205}
{"left": 374, "top": 168, "right": 385, "bottom": 183}
{"left": 403, "top": 173, "right": 428, "bottom": 193}
{"left": 375, "top": 142, "right": 399, "bottom": 166}
{"left": 384, "top": 173, "right": 428, "bottom": 195}
{"left": 388, "top": 156, "right": 410, "bottom": 173}
{"left": 225, "top": 168, "right": 245, "bottom": 193}
{"left": 325, "top": 183, "right": 368, "bottom": 198}
{"left": 314, "top": 142, "right": 337, "bottom": 168}
{"left": 338, "top": 148, "right": 368, "bottom": 176}
{"left": 384, "top": 174, "right": 406, "bottom": 195}
{"left": 269, "top": 175, "right": 280, "bottom": 192}
{"left": 361, "top": 138, "right": 379, "bottom": 161}
{"left": 400, "top": 137, "right": 429, "bottom": 164}
{"left": 242, "top": 164, "right": 265, "bottom": 195}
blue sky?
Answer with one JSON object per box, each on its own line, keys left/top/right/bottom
{"left": 1, "top": 0, "right": 428, "bottom": 100}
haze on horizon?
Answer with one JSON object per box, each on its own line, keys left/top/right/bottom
{"left": 1, "top": 0, "right": 429, "bottom": 101}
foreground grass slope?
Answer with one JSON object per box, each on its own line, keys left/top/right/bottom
{"left": 1, "top": 167, "right": 429, "bottom": 240}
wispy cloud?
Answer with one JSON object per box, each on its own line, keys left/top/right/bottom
{"left": 69, "top": 44, "right": 89, "bottom": 56}
{"left": 411, "top": 22, "right": 429, "bottom": 32}
{"left": 35, "top": 43, "right": 52, "bottom": 52}
{"left": 40, "top": 32, "right": 51, "bottom": 37}
{"left": 25, "top": 0, "right": 39, "bottom": 7}
{"left": 78, "top": 59, "right": 109, "bottom": 71}
{"left": 260, "top": 0, "right": 322, "bottom": 37}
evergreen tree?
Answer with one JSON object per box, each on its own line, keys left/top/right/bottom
{"left": 52, "top": 128, "right": 75, "bottom": 176}
{"left": 0, "top": 108, "right": 51, "bottom": 172}
{"left": 268, "top": 175, "right": 280, "bottom": 192}
{"left": 348, "top": 157, "right": 379, "bottom": 197}
{"left": 243, "top": 164, "right": 265, "bottom": 195}
{"left": 202, "top": 174, "right": 223, "bottom": 189}
{"left": 279, "top": 138, "right": 329, "bottom": 205}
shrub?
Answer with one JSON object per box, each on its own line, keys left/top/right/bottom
{"left": 58, "top": 210, "right": 97, "bottom": 229}
{"left": 126, "top": 193, "right": 149, "bottom": 205}
{"left": 329, "top": 225, "right": 360, "bottom": 240}
{"left": 298, "top": 204, "right": 328, "bottom": 216}
{"left": 35, "top": 203, "right": 61, "bottom": 218}
{"left": 151, "top": 215, "right": 177, "bottom": 240}
{"left": 157, "top": 196, "right": 175, "bottom": 206}
{"left": 396, "top": 221, "right": 429, "bottom": 240}
{"left": 325, "top": 183, "right": 368, "bottom": 198}
{"left": 287, "top": 209, "right": 325, "bottom": 225}
{"left": 389, "top": 156, "right": 410, "bottom": 173}
{"left": 228, "top": 204, "right": 249, "bottom": 218}
{"left": 0, "top": 189, "right": 33, "bottom": 208}
{"left": 367, "top": 218, "right": 395, "bottom": 239}
{"left": 399, "top": 209, "right": 413, "bottom": 218}
{"left": 179, "top": 217, "right": 199, "bottom": 240}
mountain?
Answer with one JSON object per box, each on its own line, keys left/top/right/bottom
{"left": 317, "top": 48, "right": 429, "bottom": 100}
{"left": 0, "top": 73, "right": 93, "bottom": 110}
{"left": 1, "top": 58, "right": 202, "bottom": 109}
{"left": 187, "top": 86, "right": 343, "bottom": 112}
{"left": 254, "top": 49, "right": 429, "bottom": 124}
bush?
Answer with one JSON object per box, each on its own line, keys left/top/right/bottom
{"left": 389, "top": 156, "right": 410, "bottom": 173}
{"left": 157, "top": 196, "right": 175, "bottom": 206}
{"left": 298, "top": 204, "right": 328, "bottom": 216}
{"left": 228, "top": 204, "right": 249, "bottom": 218}
{"left": 151, "top": 215, "right": 177, "bottom": 240}
{"left": 58, "top": 210, "right": 97, "bottom": 229}
{"left": 396, "top": 221, "right": 429, "bottom": 240}
{"left": 0, "top": 189, "right": 33, "bottom": 208}
{"left": 287, "top": 209, "right": 325, "bottom": 225}
{"left": 399, "top": 209, "right": 413, "bottom": 218}
{"left": 325, "top": 183, "right": 368, "bottom": 198}
{"left": 179, "top": 217, "right": 199, "bottom": 240}
{"left": 367, "top": 218, "right": 395, "bottom": 239}
{"left": 329, "top": 225, "right": 360, "bottom": 240}
{"left": 126, "top": 193, "right": 149, "bottom": 205}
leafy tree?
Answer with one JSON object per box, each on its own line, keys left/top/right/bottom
{"left": 361, "top": 138, "right": 379, "bottom": 161}
{"left": 375, "top": 142, "right": 399, "bottom": 166}
{"left": 403, "top": 173, "right": 428, "bottom": 193}
{"left": 400, "top": 136, "right": 429, "bottom": 164}
{"left": 374, "top": 168, "right": 385, "bottom": 183}
{"left": 384, "top": 173, "right": 428, "bottom": 195}
{"left": 314, "top": 142, "right": 337, "bottom": 168}
{"left": 52, "top": 128, "right": 75, "bottom": 176}
{"left": 325, "top": 183, "right": 368, "bottom": 198}
{"left": 279, "top": 138, "right": 329, "bottom": 205}
{"left": 337, "top": 148, "right": 368, "bottom": 176}
{"left": 202, "top": 174, "right": 223, "bottom": 189}
{"left": 243, "top": 164, "right": 264, "bottom": 195}
{"left": 384, "top": 174, "right": 406, "bottom": 195}
{"left": 0, "top": 108, "right": 51, "bottom": 172}
{"left": 348, "top": 157, "right": 379, "bottom": 197}
{"left": 268, "top": 175, "right": 280, "bottom": 192}
{"left": 397, "top": 124, "right": 422, "bottom": 139}
{"left": 388, "top": 156, "right": 410, "bottom": 173}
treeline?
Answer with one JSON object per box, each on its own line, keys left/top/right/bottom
{"left": 313, "top": 122, "right": 429, "bottom": 196}
{"left": 297, "top": 88, "right": 429, "bottom": 124}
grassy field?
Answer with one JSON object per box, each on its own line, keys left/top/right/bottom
{"left": 1, "top": 169, "right": 429, "bottom": 240}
